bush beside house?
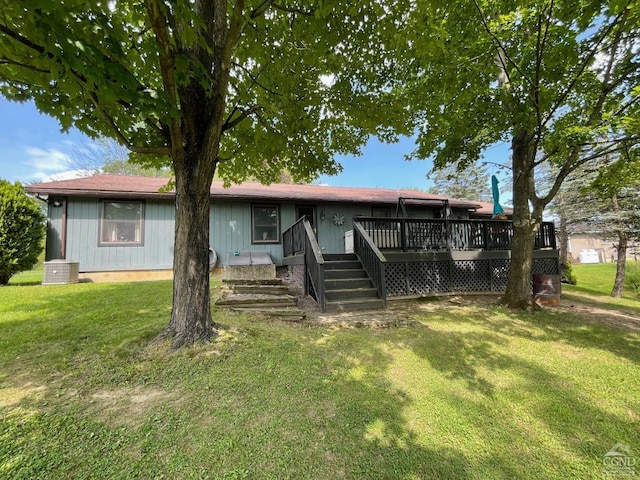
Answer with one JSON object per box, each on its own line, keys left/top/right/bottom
{"left": 0, "top": 180, "right": 45, "bottom": 285}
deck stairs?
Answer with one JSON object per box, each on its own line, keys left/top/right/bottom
{"left": 323, "top": 254, "right": 384, "bottom": 312}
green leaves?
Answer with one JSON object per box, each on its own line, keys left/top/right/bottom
{"left": 0, "top": 0, "right": 423, "bottom": 180}
{"left": 400, "top": 0, "right": 639, "bottom": 174}
{"left": 0, "top": 180, "right": 45, "bottom": 285}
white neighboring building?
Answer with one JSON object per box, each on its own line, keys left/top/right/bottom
{"left": 567, "top": 233, "right": 639, "bottom": 263}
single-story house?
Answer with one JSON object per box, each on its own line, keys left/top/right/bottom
{"left": 26, "top": 174, "right": 559, "bottom": 309}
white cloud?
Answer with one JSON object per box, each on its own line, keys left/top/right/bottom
{"left": 26, "top": 146, "right": 70, "bottom": 169}
{"left": 24, "top": 146, "right": 73, "bottom": 180}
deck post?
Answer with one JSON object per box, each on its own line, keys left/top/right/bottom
{"left": 400, "top": 218, "right": 407, "bottom": 252}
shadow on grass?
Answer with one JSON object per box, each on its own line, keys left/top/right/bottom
{"left": 562, "top": 290, "right": 640, "bottom": 316}
{"left": 1, "top": 320, "right": 475, "bottom": 479}
{"left": 3, "top": 283, "right": 639, "bottom": 479}
{"left": 416, "top": 298, "right": 640, "bottom": 366}
{"left": 401, "top": 311, "right": 639, "bottom": 477}
{"left": 539, "top": 309, "right": 640, "bottom": 364}
{"left": 4, "top": 280, "right": 42, "bottom": 286}
{"left": 1, "top": 281, "right": 473, "bottom": 477}
{"left": 0, "top": 282, "right": 172, "bottom": 374}
{"left": 564, "top": 284, "right": 614, "bottom": 297}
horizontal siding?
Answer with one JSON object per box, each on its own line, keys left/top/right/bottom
{"left": 62, "top": 197, "right": 174, "bottom": 272}
{"left": 55, "top": 196, "right": 453, "bottom": 271}
{"left": 316, "top": 204, "right": 371, "bottom": 254}
{"left": 210, "top": 201, "right": 296, "bottom": 266}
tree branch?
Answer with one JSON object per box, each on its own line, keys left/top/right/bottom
{"left": 541, "top": 3, "right": 630, "bottom": 131}
{"left": 145, "top": 0, "right": 182, "bottom": 155}
{"left": 231, "top": 61, "right": 282, "bottom": 96}
{"left": 222, "top": 104, "right": 264, "bottom": 131}
{"left": 532, "top": 147, "right": 560, "bottom": 168}
{"left": 472, "top": 0, "right": 534, "bottom": 89}
{"left": 538, "top": 141, "right": 630, "bottom": 206}
{"left": 88, "top": 91, "right": 170, "bottom": 156}
{"left": 250, "top": 0, "right": 275, "bottom": 19}
{"left": 272, "top": 3, "right": 313, "bottom": 16}
{"left": 533, "top": 0, "right": 554, "bottom": 146}
{"left": 480, "top": 160, "right": 513, "bottom": 171}
{"left": 0, "top": 56, "right": 50, "bottom": 74}
{"left": 0, "top": 23, "right": 47, "bottom": 55}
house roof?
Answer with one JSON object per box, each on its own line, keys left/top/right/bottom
{"left": 25, "top": 174, "right": 505, "bottom": 216}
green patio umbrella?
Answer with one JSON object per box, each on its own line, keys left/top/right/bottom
{"left": 492, "top": 175, "right": 505, "bottom": 217}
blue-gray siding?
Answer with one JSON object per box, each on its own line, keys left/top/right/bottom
{"left": 47, "top": 197, "right": 174, "bottom": 272}
{"left": 45, "top": 196, "right": 468, "bottom": 272}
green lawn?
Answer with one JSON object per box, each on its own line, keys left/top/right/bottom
{"left": 564, "top": 262, "right": 640, "bottom": 313}
{"left": 7, "top": 267, "right": 43, "bottom": 286}
{"left": 1, "top": 269, "right": 639, "bottom": 479}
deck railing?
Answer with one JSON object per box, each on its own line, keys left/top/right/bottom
{"left": 282, "top": 216, "right": 326, "bottom": 310}
{"left": 283, "top": 216, "right": 306, "bottom": 257}
{"left": 355, "top": 217, "right": 556, "bottom": 252}
{"left": 353, "top": 222, "right": 387, "bottom": 307}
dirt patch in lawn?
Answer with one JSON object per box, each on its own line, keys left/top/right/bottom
{"left": 89, "top": 386, "right": 177, "bottom": 427}
{"left": 557, "top": 300, "right": 640, "bottom": 332}
{"left": 295, "top": 285, "right": 640, "bottom": 332}
{"left": 279, "top": 268, "right": 639, "bottom": 330}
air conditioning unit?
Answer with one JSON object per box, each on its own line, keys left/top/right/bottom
{"left": 43, "top": 260, "right": 80, "bottom": 285}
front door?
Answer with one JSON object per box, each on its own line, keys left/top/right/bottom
{"left": 296, "top": 205, "right": 317, "bottom": 236}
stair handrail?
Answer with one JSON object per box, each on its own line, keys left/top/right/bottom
{"left": 353, "top": 220, "right": 387, "bottom": 307}
{"left": 283, "top": 216, "right": 307, "bottom": 257}
{"left": 301, "top": 217, "right": 326, "bottom": 311}
{"left": 282, "top": 216, "right": 326, "bottom": 310}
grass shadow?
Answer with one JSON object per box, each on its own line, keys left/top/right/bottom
{"left": 402, "top": 309, "right": 639, "bottom": 477}
{"left": 2, "top": 281, "right": 639, "bottom": 479}
{"left": 1, "top": 315, "right": 476, "bottom": 479}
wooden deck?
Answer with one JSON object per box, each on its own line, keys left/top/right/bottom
{"left": 282, "top": 217, "right": 559, "bottom": 311}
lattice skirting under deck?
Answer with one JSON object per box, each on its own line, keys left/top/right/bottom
{"left": 385, "top": 257, "right": 559, "bottom": 297}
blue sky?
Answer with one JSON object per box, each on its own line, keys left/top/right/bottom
{"left": 0, "top": 98, "right": 512, "bottom": 203}
{"left": 0, "top": 99, "right": 92, "bottom": 183}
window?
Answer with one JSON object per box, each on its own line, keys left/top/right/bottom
{"left": 372, "top": 207, "right": 390, "bottom": 218}
{"left": 99, "top": 200, "right": 144, "bottom": 246}
{"left": 371, "top": 207, "right": 392, "bottom": 230}
{"left": 252, "top": 205, "right": 279, "bottom": 244}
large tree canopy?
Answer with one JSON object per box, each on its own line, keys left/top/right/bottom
{"left": 401, "top": 0, "right": 640, "bottom": 308}
{"left": 0, "top": 1, "right": 412, "bottom": 347}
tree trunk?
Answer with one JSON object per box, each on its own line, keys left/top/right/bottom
{"left": 558, "top": 213, "right": 568, "bottom": 265}
{"left": 504, "top": 220, "right": 538, "bottom": 309}
{"left": 611, "top": 230, "right": 627, "bottom": 298}
{"left": 159, "top": 154, "right": 217, "bottom": 349}
{"left": 503, "top": 130, "right": 539, "bottom": 309}
{"left": 610, "top": 194, "right": 627, "bottom": 298}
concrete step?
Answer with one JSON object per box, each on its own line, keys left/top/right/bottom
{"left": 226, "top": 284, "right": 290, "bottom": 295}
{"left": 215, "top": 293, "right": 297, "bottom": 308}
{"left": 223, "top": 278, "right": 283, "bottom": 286}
